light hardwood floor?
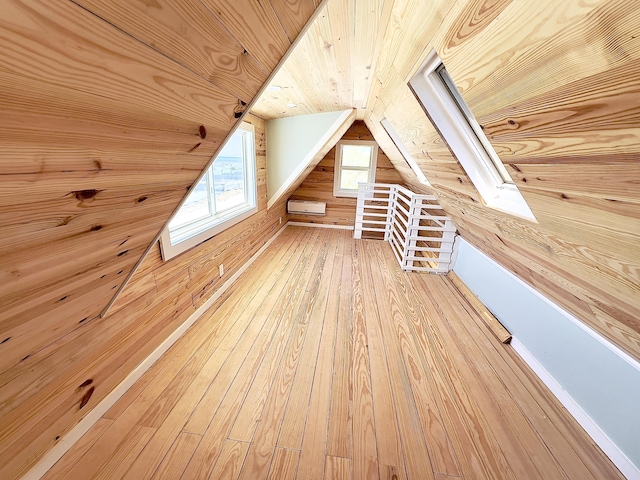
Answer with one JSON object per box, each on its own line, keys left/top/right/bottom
{"left": 42, "top": 226, "right": 623, "bottom": 480}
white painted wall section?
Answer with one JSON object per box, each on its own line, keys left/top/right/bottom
{"left": 266, "top": 110, "right": 352, "bottom": 208}
{"left": 453, "top": 238, "right": 640, "bottom": 480}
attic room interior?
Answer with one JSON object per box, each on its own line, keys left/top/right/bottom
{"left": 1, "top": 0, "right": 639, "bottom": 479}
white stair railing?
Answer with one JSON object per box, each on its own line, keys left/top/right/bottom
{"left": 354, "top": 183, "right": 457, "bottom": 273}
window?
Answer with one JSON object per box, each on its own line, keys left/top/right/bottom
{"left": 333, "top": 140, "right": 378, "bottom": 197}
{"left": 409, "top": 50, "right": 536, "bottom": 221}
{"left": 380, "top": 117, "right": 431, "bottom": 186}
{"left": 159, "top": 122, "right": 258, "bottom": 260}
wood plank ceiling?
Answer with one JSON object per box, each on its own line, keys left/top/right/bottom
{"left": 0, "top": 0, "right": 320, "bottom": 420}
{"left": 252, "top": 0, "right": 640, "bottom": 361}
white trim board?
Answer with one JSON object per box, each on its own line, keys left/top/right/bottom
{"left": 287, "top": 221, "right": 354, "bottom": 231}
{"left": 511, "top": 338, "right": 640, "bottom": 480}
{"left": 21, "top": 223, "right": 290, "bottom": 480}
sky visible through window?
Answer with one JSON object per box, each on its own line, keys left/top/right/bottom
{"left": 169, "top": 133, "right": 246, "bottom": 230}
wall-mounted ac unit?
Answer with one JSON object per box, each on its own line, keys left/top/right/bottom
{"left": 287, "top": 200, "right": 326, "bottom": 215}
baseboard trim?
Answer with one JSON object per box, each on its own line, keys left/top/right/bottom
{"left": 287, "top": 221, "right": 354, "bottom": 230}
{"left": 21, "top": 222, "right": 290, "bottom": 480}
{"left": 511, "top": 337, "right": 640, "bottom": 480}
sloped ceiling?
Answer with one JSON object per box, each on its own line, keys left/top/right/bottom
{"left": 0, "top": 0, "right": 321, "bottom": 373}
{"left": 252, "top": 0, "right": 640, "bottom": 360}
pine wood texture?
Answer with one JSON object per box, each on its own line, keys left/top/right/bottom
{"left": 44, "top": 228, "right": 624, "bottom": 479}
{"left": 252, "top": 0, "right": 640, "bottom": 360}
{"left": 360, "top": 0, "right": 640, "bottom": 360}
{"left": 0, "top": 116, "right": 290, "bottom": 479}
{"left": 288, "top": 121, "right": 403, "bottom": 226}
{"left": 251, "top": 0, "right": 396, "bottom": 120}
{"left": 448, "top": 272, "right": 512, "bottom": 344}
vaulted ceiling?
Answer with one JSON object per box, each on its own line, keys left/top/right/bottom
{"left": 252, "top": 0, "right": 640, "bottom": 361}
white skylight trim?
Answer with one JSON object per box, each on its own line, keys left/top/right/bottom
{"left": 409, "top": 50, "right": 536, "bottom": 222}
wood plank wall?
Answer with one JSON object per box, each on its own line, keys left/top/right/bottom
{"left": 0, "top": 114, "right": 288, "bottom": 480}
{"left": 364, "top": 0, "right": 640, "bottom": 360}
{"left": 0, "top": 0, "right": 318, "bottom": 475}
{"left": 288, "top": 121, "right": 403, "bottom": 226}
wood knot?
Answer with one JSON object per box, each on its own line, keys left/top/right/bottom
{"left": 78, "top": 379, "right": 93, "bottom": 389}
{"left": 79, "top": 386, "right": 95, "bottom": 410}
{"left": 188, "top": 142, "right": 201, "bottom": 153}
{"left": 90, "top": 224, "right": 103, "bottom": 231}
{"left": 199, "top": 125, "right": 207, "bottom": 139}
{"left": 136, "top": 195, "right": 148, "bottom": 203}
{"left": 73, "top": 189, "right": 101, "bottom": 201}
{"left": 117, "top": 250, "right": 128, "bottom": 257}
{"left": 233, "top": 99, "right": 248, "bottom": 118}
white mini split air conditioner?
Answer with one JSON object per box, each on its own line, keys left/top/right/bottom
{"left": 287, "top": 200, "right": 326, "bottom": 215}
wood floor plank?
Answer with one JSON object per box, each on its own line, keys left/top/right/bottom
{"left": 392, "top": 266, "right": 507, "bottom": 478}
{"left": 358, "top": 240, "right": 407, "bottom": 480}
{"left": 324, "top": 455, "right": 351, "bottom": 480}
{"left": 181, "top": 229, "right": 331, "bottom": 480}
{"left": 349, "top": 238, "right": 380, "bottom": 480}
{"left": 119, "top": 230, "right": 322, "bottom": 480}
{"left": 296, "top": 230, "right": 347, "bottom": 479}
{"left": 238, "top": 229, "right": 337, "bottom": 480}
{"left": 326, "top": 234, "right": 354, "bottom": 460}
{"left": 363, "top": 240, "right": 436, "bottom": 480}
{"left": 206, "top": 439, "right": 249, "bottom": 480}
{"left": 41, "top": 418, "right": 113, "bottom": 480}
{"left": 103, "top": 227, "right": 306, "bottom": 422}
{"left": 267, "top": 447, "right": 300, "bottom": 480}
{"left": 180, "top": 230, "right": 315, "bottom": 435}
{"left": 426, "top": 275, "right": 567, "bottom": 479}
{"left": 370, "top": 242, "right": 460, "bottom": 477}
{"left": 149, "top": 432, "right": 200, "bottom": 480}
{"left": 92, "top": 426, "right": 157, "bottom": 480}
{"left": 226, "top": 228, "right": 327, "bottom": 442}
{"left": 41, "top": 227, "right": 624, "bottom": 480}
{"left": 410, "top": 276, "right": 516, "bottom": 480}
{"left": 277, "top": 230, "right": 343, "bottom": 451}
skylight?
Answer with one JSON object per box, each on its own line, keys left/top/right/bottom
{"left": 409, "top": 50, "right": 536, "bottom": 222}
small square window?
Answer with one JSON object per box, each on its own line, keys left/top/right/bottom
{"left": 333, "top": 140, "right": 378, "bottom": 197}
{"left": 160, "top": 122, "right": 258, "bottom": 260}
{"left": 409, "top": 50, "right": 536, "bottom": 221}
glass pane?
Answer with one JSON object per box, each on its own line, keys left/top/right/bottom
{"left": 341, "top": 144, "right": 372, "bottom": 167}
{"left": 340, "top": 169, "right": 369, "bottom": 191}
{"left": 213, "top": 132, "right": 246, "bottom": 212}
{"left": 169, "top": 176, "right": 210, "bottom": 229}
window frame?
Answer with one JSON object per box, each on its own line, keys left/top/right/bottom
{"left": 409, "top": 50, "right": 536, "bottom": 221}
{"left": 333, "top": 140, "right": 379, "bottom": 198}
{"left": 159, "top": 121, "right": 258, "bottom": 261}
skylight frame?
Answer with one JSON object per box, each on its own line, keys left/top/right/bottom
{"left": 409, "top": 50, "right": 536, "bottom": 222}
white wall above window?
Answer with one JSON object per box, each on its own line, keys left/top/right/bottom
{"left": 159, "top": 121, "right": 258, "bottom": 261}
{"left": 333, "top": 140, "right": 378, "bottom": 197}
{"left": 409, "top": 50, "right": 536, "bottom": 222}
